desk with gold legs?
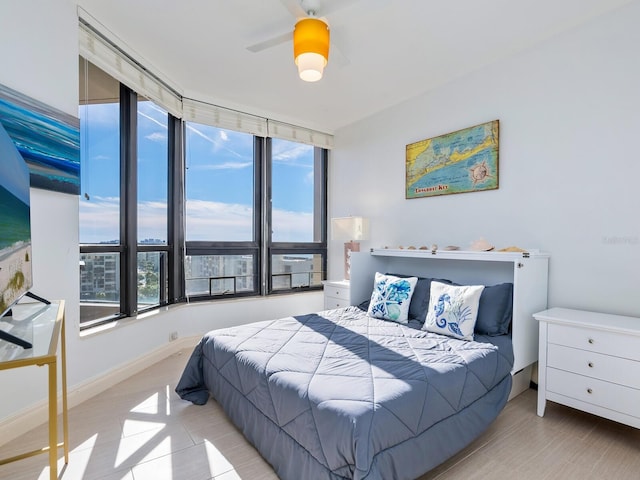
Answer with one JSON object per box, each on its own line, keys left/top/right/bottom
{"left": 0, "top": 300, "right": 68, "bottom": 480}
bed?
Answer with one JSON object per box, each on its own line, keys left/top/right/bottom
{"left": 176, "top": 272, "right": 517, "bottom": 480}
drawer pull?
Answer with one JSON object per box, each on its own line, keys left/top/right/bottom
{"left": 587, "top": 388, "right": 593, "bottom": 394}
{"left": 588, "top": 362, "right": 594, "bottom": 368}
{"left": 588, "top": 338, "right": 594, "bottom": 344}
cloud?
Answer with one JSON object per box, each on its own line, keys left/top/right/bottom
{"left": 138, "top": 110, "right": 168, "bottom": 131}
{"left": 145, "top": 132, "right": 167, "bottom": 142}
{"left": 272, "top": 141, "right": 313, "bottom": 167}
{"left": 271, "top": 209, "right": 313, "bottom": 242}
{"left": 80, "top": 198, "right": 314, "bottom": 244}
{"left": 185, "top": 123, "right": 244, "bottom": 159}
{"left": 186, "top": 200, "right": 313, "bottom": 242}
{"left": 79, "top": 196, "right": 120, "bottom": 243}
{"left": 304, "top": 169, "right": 314, "bottom": 185}
{"left": 186, "top": 199, "right": 253, "bottom": 241}
{"left": 193, "top": 161, "right": 252, "bottom": 171}
{"left": 80, "top": 103, "right": 119, "bottom": 126}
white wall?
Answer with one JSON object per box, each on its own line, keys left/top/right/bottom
{"left": 330, "top": 2, "right": 640, "bottom": 318}
{"left": 0, "top": 0, "right": 323, "bottom": 437}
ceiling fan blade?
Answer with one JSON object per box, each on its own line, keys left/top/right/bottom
{"left": 246, "top": 31, "right": 293, "bottom": 53}
{"left": 280, "top": 0, "right": 361, "bottom": 18}
{"left": 330, "top": 42, "right": 350, "bottom": 68}
{"left": 279, "top": 0, "right": 307, "bottom": 18}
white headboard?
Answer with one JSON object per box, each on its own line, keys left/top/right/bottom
{"left": 350, "top": 248, "right": 549, "bottom": 374}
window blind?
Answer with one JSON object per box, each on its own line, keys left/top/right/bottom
{"left": 268, "top": 120, "right": 334, "bottom": 149}
{"left": 78, "top": 12, "right": 334, "bottom": 149}
{"left": 78, "top": 17, "right": 183, "bottom": 118}
{"left": 182, "top": 98, "right": 268, "bottom": 137}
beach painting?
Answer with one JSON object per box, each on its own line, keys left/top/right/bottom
{"left": 0, "top": 122, "right": 33, "bottom": 315}
{"left": 0, "top": 82, "right": 80, "bottom": 195}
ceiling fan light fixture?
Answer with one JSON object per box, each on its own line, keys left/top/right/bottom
{"left": 296, "top": 52, "right": 326, "bottom": 82}
{"left": 293, "top": 17, "right": 329, "bottom": 82}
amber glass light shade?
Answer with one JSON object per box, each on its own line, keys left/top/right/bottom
{"left": 293, "top": 18, "right": 330, "bottom": 82}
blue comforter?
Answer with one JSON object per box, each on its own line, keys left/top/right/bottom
{"left": 176, "top": 306, "right": 513, "bottom": 479}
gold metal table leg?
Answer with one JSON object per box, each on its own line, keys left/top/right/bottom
{"left": 48, "top": 359, "right": 57, "bottom": 480}
{"left": 61, "top": 316, "right": 69, "bottom": 464}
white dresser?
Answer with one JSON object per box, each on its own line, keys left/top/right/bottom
{"left": 322, "top": 280, "right": 351, "bottom": 309}
{"left": 535, "top": 307, "right": 640, "bottom": 429}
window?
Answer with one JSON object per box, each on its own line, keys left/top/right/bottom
{"left": 78, "top": 23, "right": 329, "bottom": 328}
{"left": 269, "top": 139, "right": 326, "bottom": 292}
{"left": 79, "top": 57, "right": 180, "bottom": 327}
{"left": 79, "top": 58, "right": 122, "bottom": 325}
{"left": 185, "top": 124, "right": 255, "bottom": 242}
{"left": 183, "top": 126, "right": 327, "bottom": 300}
{"left": 184, "top": 123, "right": 260, "bottom": 299}
{"left": 271, "top": 139, "right": 316, "bottom": 242}
{"left": 137, "top": 98, "right": 170, "bottom": 311}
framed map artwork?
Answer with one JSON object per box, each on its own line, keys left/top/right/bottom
{"left": 405, "top": 120, "right": 499, "bottom": 199}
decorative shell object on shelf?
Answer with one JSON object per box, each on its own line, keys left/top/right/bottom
{"left": 469, "top": 238, "right": 494, "bottom": 251}
{"left": 498, "top": 246, "right": 527, "bottom": 253}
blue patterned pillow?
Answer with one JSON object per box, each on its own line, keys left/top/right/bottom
{"left": 423, "top": 281, "right": 485, "bottom": 340}
{"left": 367, "top": 272, "right": 418, "bottom": 324}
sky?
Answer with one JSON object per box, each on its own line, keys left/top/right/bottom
{"left": 79, "top": 101, "right": 315, "bottom": 244}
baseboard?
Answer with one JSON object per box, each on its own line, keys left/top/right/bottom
{"left": 0, "top": 335, "right": 199, "bottom": 447}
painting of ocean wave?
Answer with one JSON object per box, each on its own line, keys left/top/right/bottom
{"left": 0, "top": 83, "right": 79, "bottom": 195}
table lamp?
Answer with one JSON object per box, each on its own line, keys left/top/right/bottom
{"left": 331, "top": 216, "right": 369, "bottom": 280}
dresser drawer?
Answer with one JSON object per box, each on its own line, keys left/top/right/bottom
{"left": 324, "top": 285, "right": 350, "bottom": 301}
{"left": 324, "top": 297, "right": 350, "bottom": 309}
{"left": 548, "top": 323, "right": 640, "bottom": 361}
{"left": 547, "top": 344, "right": 640, "bottom": 389}
{"left": 547, "top": 367, "right": 640, "bottom": 419}
{"left": 323, "top": 281, "right": 351, "bottom": 310}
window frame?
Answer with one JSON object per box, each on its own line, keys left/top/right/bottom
{"left": 265, "top": 139, "right": 327, "bottom": 294}
{"left": 79, "top": 58, "right": 328, "bottom": 329}
{"left": 79, "top": 76, "right": 183, "bottom": 330}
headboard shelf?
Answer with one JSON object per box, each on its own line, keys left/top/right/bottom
{"left": 370, "top": 247, "right": 548, "bottom": 262}
{"left": 350, "top": 248, "right": 549, "bottom": 374}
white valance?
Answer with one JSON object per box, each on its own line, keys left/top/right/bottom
{"left": 268, "top": 120, "right": 334, "bottom": 149}
{"left": 182, "top": 98, "right": 268, "bottom": 137}
{"left": 78, "top": 16, "right": 183, "bottom": 118}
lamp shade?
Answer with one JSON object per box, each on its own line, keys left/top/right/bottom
{"left": 293, "top": 18, "right": 329, "bottom": 82}
{"left": 331, "top": 216, "right": 369, "bottom": 241}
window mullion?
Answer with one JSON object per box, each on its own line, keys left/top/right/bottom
{"left": 120, "top": 84, "right": 138, "bottom": 316}
{"left": 261, "top": 138, "right": 272, "bottom": 295}
{"left": 168, "top": 115, "right": 185, "bottom": 303}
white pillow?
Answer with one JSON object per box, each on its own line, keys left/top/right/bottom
{"left": 367, "top": 272, "right": 418, "bottom": 324}
{"left": 423, "top": 281, "right": 485, "bottom": 340}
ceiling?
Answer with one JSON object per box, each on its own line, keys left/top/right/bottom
{"left": 75, "top": 0, "right": 633, "bottom": 134}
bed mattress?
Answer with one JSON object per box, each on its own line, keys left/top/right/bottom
{"left": 176, "top": 306, "right": 514, "bottom": 479}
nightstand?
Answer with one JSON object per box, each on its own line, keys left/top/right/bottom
{"left": 534, "top": 307, "right": 640, "bottom": 429}
{"left": 322, "top": 280, "right": 351, "bottom": 309}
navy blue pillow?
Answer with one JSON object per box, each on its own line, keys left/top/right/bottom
{"left": 475, "top": 283, "right": 513, "bottom": 336}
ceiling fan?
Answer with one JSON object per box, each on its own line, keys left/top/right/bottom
{"left": 246, "top": 0, "right": 356, "bottom": 80}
